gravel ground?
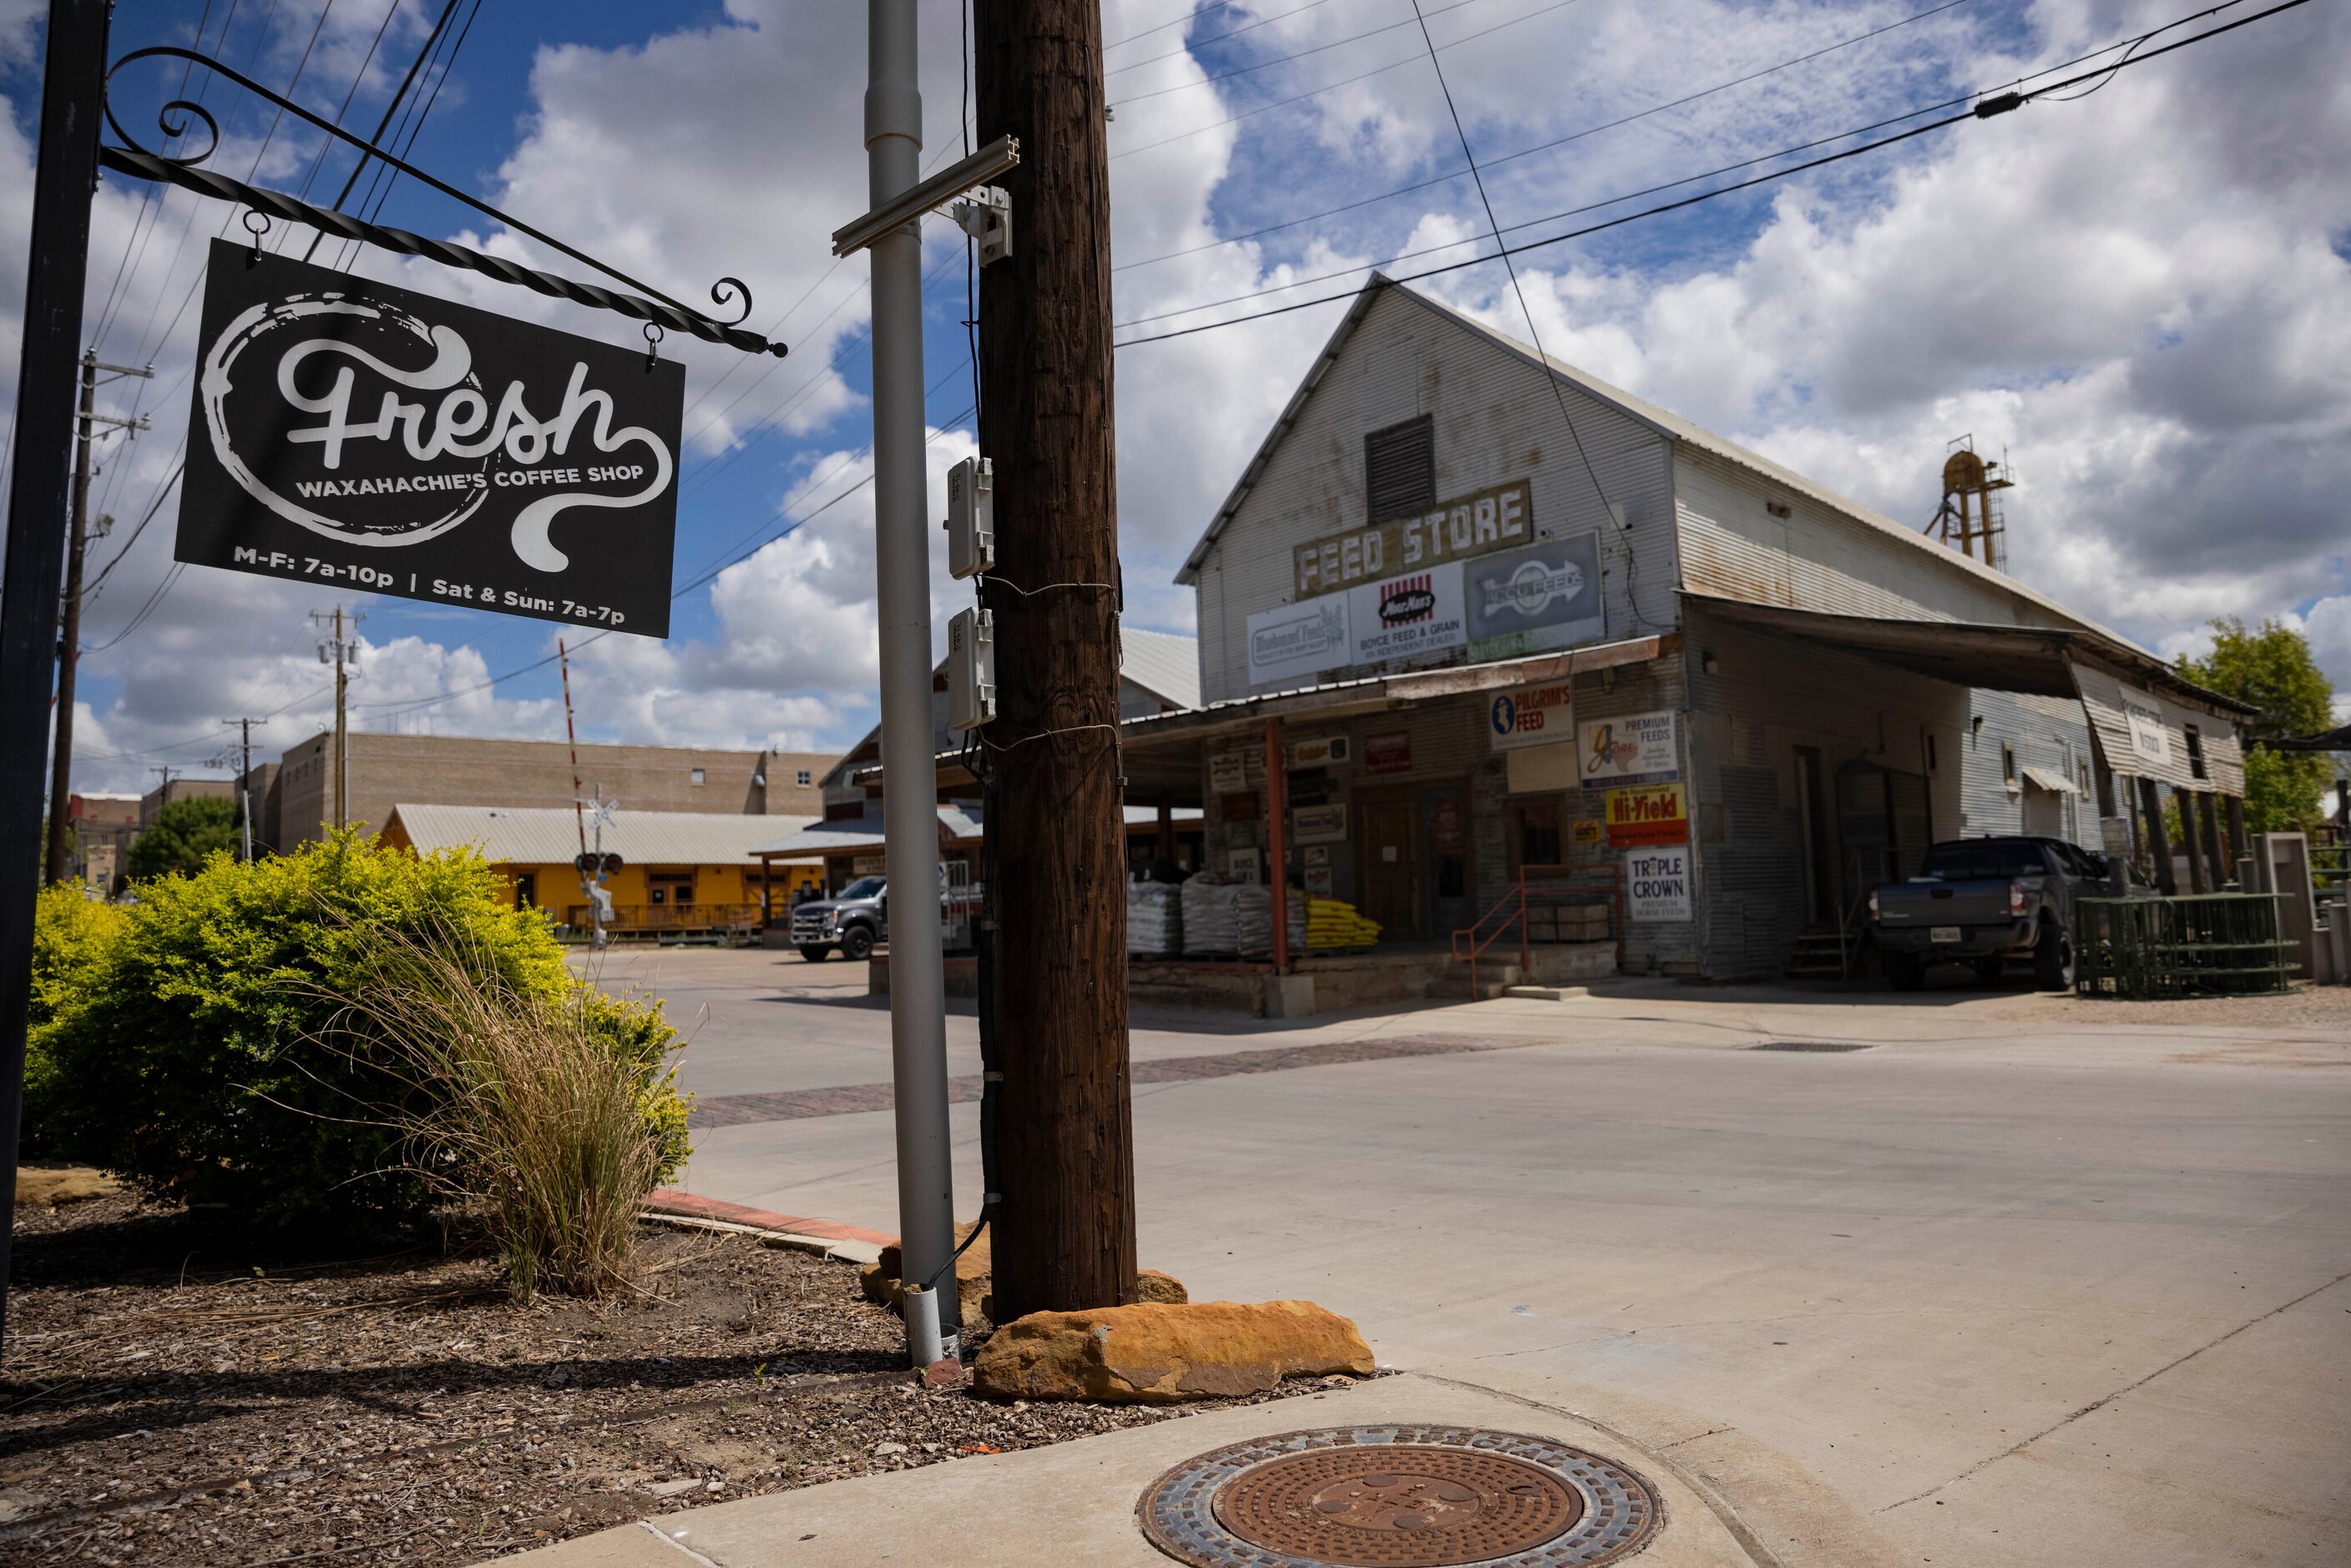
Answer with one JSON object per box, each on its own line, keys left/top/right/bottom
{"left": 0, "top": 1196, "right": 1332, "bottom": 1565}
{"left": 2000, "top": 979, "right": 2351, "bottom": 1030}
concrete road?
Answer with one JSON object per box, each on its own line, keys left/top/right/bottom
{"left": 584, "top": 947, "right": 2351, "bottom": 1567}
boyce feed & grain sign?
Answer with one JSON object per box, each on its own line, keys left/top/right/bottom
{"left": 176, "top": 242, "right": 685, "bottom": 636}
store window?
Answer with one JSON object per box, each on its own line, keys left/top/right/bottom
{"left": 796, "top": 769, "right": 812, "bottom": 786}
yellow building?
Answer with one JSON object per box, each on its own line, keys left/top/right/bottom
{"left": 383, "top": 803, "right": 823, "bottom": 938}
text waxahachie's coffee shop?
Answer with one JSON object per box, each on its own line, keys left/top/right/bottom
{"left": 1090, "top": 276, "right": 2257, "bottom": 1014}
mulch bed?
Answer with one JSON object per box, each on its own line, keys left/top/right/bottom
{"left": 1, "top": 1195, "right": 1326, "bottom": 1565}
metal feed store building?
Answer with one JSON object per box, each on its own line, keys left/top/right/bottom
{"left": 1115, "top": 276, "right": 2254, "bottom": 999}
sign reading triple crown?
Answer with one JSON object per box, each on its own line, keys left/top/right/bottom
{"left": 176, "top": 241, "right": 685, "bottom": 637}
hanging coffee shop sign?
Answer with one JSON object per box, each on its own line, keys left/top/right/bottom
{"left": 178, "top": 242, "right": 686, "bottom": 636}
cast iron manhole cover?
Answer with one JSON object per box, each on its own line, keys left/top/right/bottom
{"left": 1139, "top": 1425, "right": 1659, "bottom": 1567}
{"left": 1748, "top": 1040, "right": 1873, "bottom": 1052}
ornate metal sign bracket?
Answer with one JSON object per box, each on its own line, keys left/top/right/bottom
{"left": 99, "top": 46, "right": 786, "bottom": 360}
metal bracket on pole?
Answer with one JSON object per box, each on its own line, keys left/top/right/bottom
{"left": 952, "top": 187, "right": 1012, "bottom": 266}
{"left": 832, "top": 134, "right": 1019, "bottom": 259}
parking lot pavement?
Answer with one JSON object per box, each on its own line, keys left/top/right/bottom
{"left": 587, "top": 948, "right": 2351, "bottom": 1568}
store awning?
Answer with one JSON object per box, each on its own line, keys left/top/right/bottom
{"left": 2020, "top": 766, "right": 2078, "bottom": 795}
{"left": 1682, "top": 593, "right": 2244, "bottom": 707}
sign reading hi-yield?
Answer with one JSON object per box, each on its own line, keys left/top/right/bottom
{"left": 176, "top": 242, "right": 685, "bottom": 636}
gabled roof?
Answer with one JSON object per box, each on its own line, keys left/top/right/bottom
{"left": 1119, "top": 625, "right": 1202, "bottom": 711}
{"left": 756, "top": 805, "right": 985, "bottom": 857}
{"left": 1172, "top": 276, "right": 2155, "bottom": 659}
{"left": 387, "top": 804, "right": 817, "bottom": 866}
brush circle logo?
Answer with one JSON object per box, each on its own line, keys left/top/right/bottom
{"left": 200, "top": 289, "right": 498, "bottom": 549}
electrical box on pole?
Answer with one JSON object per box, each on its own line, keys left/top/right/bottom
{"left": 948, "top": 606, "right": 995, "bottom": 733}
{"left": 944, "top": 456, "right": 993, "bottom": 579}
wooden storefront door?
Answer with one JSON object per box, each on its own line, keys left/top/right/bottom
{"left": 1360, "top": 795, "right": 1423, "bottom": 937}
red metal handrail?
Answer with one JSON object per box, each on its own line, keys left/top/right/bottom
{"left": 1448, "top": 864, "right": 1624, "bottom": 999}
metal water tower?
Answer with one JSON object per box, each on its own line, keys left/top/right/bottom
{"left": 1933, "top": 436, "right": 2013, "bottom": 573}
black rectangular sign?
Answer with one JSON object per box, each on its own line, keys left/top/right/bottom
{"left": 176, "top": 240, "right": 685, "bottom": 637}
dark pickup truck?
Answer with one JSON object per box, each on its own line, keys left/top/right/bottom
{"left": 1870, "top": 836, "right": 2150, "bottom": 992}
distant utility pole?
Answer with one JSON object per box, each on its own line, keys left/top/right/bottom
{"left": 221, "top": 717, "right": 258, "bottom": 860}
{"left": 43, "top": 349, "right": 152, "bottom": 884}
{"left": 974, "top": 0, "right": 1137, "bottom": 1318}
{"left": 149, "top": 764, "right": 176, "bottom": 793}
{"left": 311, "top": 607, "right": 363, "bottom": 832}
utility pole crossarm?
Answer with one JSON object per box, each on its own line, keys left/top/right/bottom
{"left": 832, "top": 135, "right": 1020, "bottom": 258}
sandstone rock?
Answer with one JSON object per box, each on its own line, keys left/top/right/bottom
{"left": 972, "top": 1300, "right": 1372, "bottom": 1404}
{"left": 1135, "top": 1269, "right": 1188, "bottom": 1304}
{"left": 863, "top": 1221, "right": 993, "bottom": 1321}
{"left": 14, "top": 1167, "right": 124, "bottom": 1206}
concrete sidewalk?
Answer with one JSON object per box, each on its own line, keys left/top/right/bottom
{"left": 498, "top": 1366, "right": 1904, "bottom": 1568}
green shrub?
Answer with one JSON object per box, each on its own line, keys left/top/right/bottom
{"left": 23, "top": 886, "right": 124, "bottom": 1159}
{"left": 125, "top": 795, "right": 241, "bottom": 880}
{"left": 28, "top": 832, "right": 688, "bottom": 1237}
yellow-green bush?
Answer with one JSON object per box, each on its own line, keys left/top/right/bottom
{"left": 28, "top": 833, "right": 687, "bottom": 1237}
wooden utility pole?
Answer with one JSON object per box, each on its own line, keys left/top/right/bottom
{"left": 312, "top": 607, "right": 361, "bottom": 832}
{"left": 41, "top": 354, "right": 97, "bottom": 885}
{"left": 45, "top": 352, "right": 151, "bottom": 885}
{"left": 974, "top": 0, "right": 1136, "bottom": 1318}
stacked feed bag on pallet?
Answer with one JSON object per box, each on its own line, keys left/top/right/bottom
{"left": 1127, "top": 878, "right": 1182, "bottom": 957}
{"left": 1306, "top": 898, "right": 1383, "bottom": 950}
{"left": 1233, "top": 884, "right": 1311, "bottom": 958}
{"left": 1181, "top": 873, "right": 1241, "bottom": 955}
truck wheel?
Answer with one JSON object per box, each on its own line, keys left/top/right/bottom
{"left": 1885, "top": 953, "right": 1925, "bottom": 992}
{"left": 798, "top": 944, "right": 832, "bottom": 963}
{"left": 842, "top": 924, "right": 876, "bottom": 963}
{"left": 2033, "top": 923, "right": 2075, "bottom": 991}
{"left": 1973, "top": 956, "right": 2005, "bottom": 986}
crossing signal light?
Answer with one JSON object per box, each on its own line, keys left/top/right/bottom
{"left": 575, "top": 852, "right": 623, "bottom": 874}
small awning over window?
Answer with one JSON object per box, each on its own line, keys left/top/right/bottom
{"left": 2020, "top": 766, "right": 2079, "bottom": 795}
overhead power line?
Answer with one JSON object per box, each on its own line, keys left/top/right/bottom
{"left": 1114, "top": 0, "right": 1502, "bottom": 105}
{"left": 1111, "top": 0, "right": 1595, "bottom": 159}
{"left": 1107, "top": 0, "right": 1342, "bottom": 79}
{"left": 1114, "top": 0, "right": 2308, "bottom": 347}
{"left": 1111, "top": 0, "right": 1977, "bottom": 276}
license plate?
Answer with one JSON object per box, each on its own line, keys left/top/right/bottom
{"left": 1930, "top": 926, "right": 1962, "bottom": 943}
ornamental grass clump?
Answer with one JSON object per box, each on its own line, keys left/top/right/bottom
{"left": 324, "top": 919, "right": 681, "bottom": 1299}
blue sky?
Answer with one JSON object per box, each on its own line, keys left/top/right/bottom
{"left": 5, "top": 0, "right": 2346, "bottom": 794}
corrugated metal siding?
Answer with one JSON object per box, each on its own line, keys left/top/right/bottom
{"left": 2071, "top": 663, "right": 2246, "bottom": 796}
{"left": 1684, "top": 607, "right": 1970, "bottom": 979}
{"left": 1195, "top": 287, "right": 1680, "bottom": 703}
{"left": 1960, "top": 690, "right": 2097, "bottom": 846}
{"left": 1674, "top": 447, "right": 2065, "bottom": 629}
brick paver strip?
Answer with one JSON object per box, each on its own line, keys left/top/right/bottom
{"left": 687, "top": 1033, "right": 1515, "bottom": 1130}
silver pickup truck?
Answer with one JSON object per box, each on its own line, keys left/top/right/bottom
{"left": 1870, "top": 836, "right": 2150, "bottom": 992}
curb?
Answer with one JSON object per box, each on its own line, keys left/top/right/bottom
{"left": 643, "top": 1188, "right": 895, "bottom": 1264}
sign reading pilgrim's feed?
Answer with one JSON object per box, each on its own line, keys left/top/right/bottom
{"left": 176, "top": 243, "right": 684, "bottom": 636}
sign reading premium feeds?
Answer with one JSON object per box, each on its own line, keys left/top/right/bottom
{"left": 177, "top": 242, "right": 685, "bottom": 635}
{"left": 1244, "top": 474, "right": 1605, "bottom": 687}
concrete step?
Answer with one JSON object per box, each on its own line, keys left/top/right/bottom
{"left": 1503, "top": 984, "right": 1564, "bottom": 1000}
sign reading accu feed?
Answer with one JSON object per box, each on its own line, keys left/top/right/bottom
{"left": 1487, "top": 681, "right": 1573, "bottom": 752}
{"left": 1625, "top": 844, "right": 1691, "bottom": 923}
{"left": 2121, "top": 688, "right": 2172, "bottom": 763}
{"left": 176, "top": 242, "right": 684, "bottom": 635}
{"left": 1292, "top": 478, "right": 1532, "bottom": 598}
{"left": 1605, "top": 782, "right": 1688, "bottom": 847}
{"left": 1579, "top": 709, "right": 1680, "bottom": 786}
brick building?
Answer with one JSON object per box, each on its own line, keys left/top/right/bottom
{"left": 256, "top": 733, "right": 837, "bottom": 851}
